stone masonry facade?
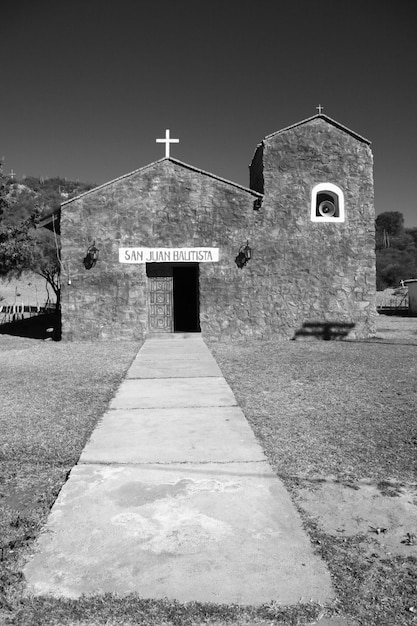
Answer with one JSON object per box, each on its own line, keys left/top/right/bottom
{"left": 60, "top": 115, "right": 376, "bottom": 341}
{"left": 60, "top": 160, "right": 262, "bottom": 341}
{"left": 249, "top": 116, "right": 376, "bottom": 340}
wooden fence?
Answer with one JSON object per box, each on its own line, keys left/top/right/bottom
{"left": 376, "top": 290, "right": 410, "bottom": 315}
{"left": 0, "top": 303, "right": 56, "bottom": 324}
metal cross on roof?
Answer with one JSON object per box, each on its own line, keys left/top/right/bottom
{"left": 316, "top": 104, "right": 324, "bottom": 114}
{"left": 156, "top": 129, "right": 179, "bottom": 158}
{"left": 9, "top": 169, "right": 16, "bottom": 180}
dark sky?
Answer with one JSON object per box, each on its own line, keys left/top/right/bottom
{"left": 1, "top": 0, "right": 416, "bottom": 226}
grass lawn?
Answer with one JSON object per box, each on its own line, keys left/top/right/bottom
{"left": 1, "top": 317, "right": 417, "bottom": 625}
{"left": 210, "top": 334, "right": 417, "bottom": 484}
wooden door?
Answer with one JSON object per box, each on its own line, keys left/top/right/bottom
{"left": 149, "top": 276, "right": 173, "bottom": 332}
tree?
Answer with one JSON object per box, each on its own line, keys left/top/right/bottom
{"left": 388, "top": 231, "right": 416, "bottom": 252}
{"left": 0, "top": 173, "right": 95, "bottom": 308}
{"left": 0, "top": 159, "right": 8, "bottom": 220}
{"left": 0, "top": 215, "right": 61, "bottom": 308}
{"left": 374, "top": 211, "right": 417, "bottom": 289}
{"left": 1, "top": 185, "right": 38, "bottom": 226}
{"left": 376, "top": 248, "right": 417, "bottom": 290}
{"left": 406, "top": 227, "right": 417, "bottom": 249}
{"left": 376, "top": 211, "right": 404, "bottom": 240}
{"left": 0, "top": 173, "right": 60, "bottom": 308}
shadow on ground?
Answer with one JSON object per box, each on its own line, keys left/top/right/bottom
{"left": 0, "top": 312, "right": 61, "bottom": 340}
{"left": 293, "top": 321, "right": 355, "bottom": 341}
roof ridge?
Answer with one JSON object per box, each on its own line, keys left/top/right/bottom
{"left": 60, "top": 157, "right": 263, "bottom": 206}
{"left": 265, "top": 114, "right": 371, "bottom": 145}
{"left": 60, "top": 158, "right": 167, "bottom": 206}
{"left": 167, "top": 157, "right": 262, "bottom": 196}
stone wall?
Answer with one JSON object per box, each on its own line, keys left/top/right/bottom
{"left": 60, "top": 160, "right": 261, "bottom": 341}
{"left": 249, "top": 117, "right": 377, "bottom": 339}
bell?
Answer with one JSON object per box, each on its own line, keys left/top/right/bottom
{"left": 318, "top": 200, "right": 336, "bottom": 217}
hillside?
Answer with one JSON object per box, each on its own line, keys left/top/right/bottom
{"left": 1, "top": 174, "right": 96, "bottom": 224}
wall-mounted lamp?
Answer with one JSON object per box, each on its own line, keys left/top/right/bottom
{"left": 83, "top": 241, "right": 99, "bottom": 270}
{"left": 235, "top": 240, "right": 252, "bottom": 269}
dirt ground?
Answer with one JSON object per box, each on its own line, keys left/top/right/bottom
{"left": 297, "top": 480, "right": 417, "bottom": 558}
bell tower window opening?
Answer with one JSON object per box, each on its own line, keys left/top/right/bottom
{"left": 311, "top": 182, "right": 345, "bottom": 222}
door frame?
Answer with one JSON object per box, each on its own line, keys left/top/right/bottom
{"left": 146, "top": 262, "right": 200, "bottom": 333}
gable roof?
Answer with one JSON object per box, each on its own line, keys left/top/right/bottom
{"left": 60, "top": 157, "right": 262, "bottom": 208}
{"left": 265, "top": 114, "right": 371, "bottom": 145}
{"left": 38, "top": 158, "right": 262, "bottom": 233}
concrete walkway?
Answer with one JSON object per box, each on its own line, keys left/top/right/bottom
{"left": 24, "top": 335, "right": 334, "bottom": 605}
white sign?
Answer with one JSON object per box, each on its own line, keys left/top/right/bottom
{"left": 119, "top": 247, "right": 220, "bottom": 263}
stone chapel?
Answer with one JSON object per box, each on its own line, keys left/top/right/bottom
{"left": 55, "top": 113, "right": 376, "bottom": 341}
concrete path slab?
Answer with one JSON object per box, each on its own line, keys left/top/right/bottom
{"left": 127, "top": 357, "right": 222, "bottom": 378}
{"left": 138, "top": 340, "right": 213, "bottom": 358}
{"left": 23, "top": 335, "right": 335, "bottom": 606}
{"left": 23, "top": 462, "right": 333, "bottom": 605}
{"left": 109, "top": 377, "right": 237, "bottom": 409}
{"left": 79, "top": 407, "right": 267, "bottom": 464}
{"left": 127, "top": 336, "right": 222, "bottom": 378}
